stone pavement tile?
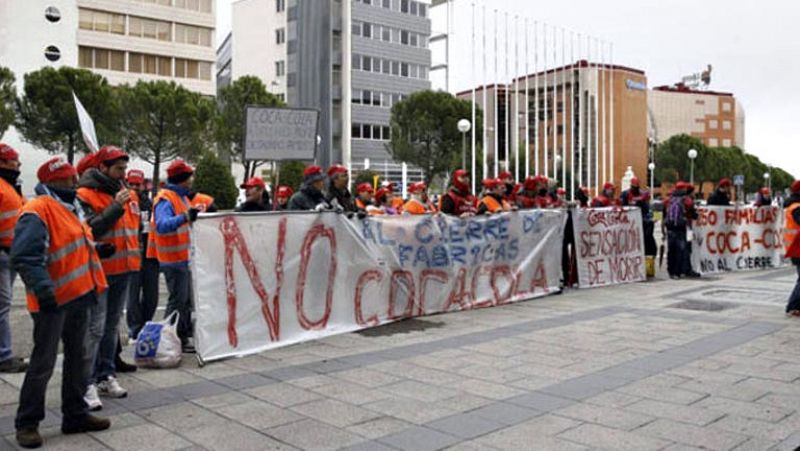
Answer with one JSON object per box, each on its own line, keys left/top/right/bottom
{"left": 91, "top": 423, "right": 192, "bottom": 450}
{"left": 362, "top": 397, "right": 457, "bottom": 425}
{"left": 426, "top": 412, "right": 506, "bottom": 440}
{"left": 583, "top": 391, "right": 642, "bottom": 409}
{"left": 217, "top": 399, "right": 305, "bottom": 430}
{"left": 676, "top": 378, "right": 769, "bottom": 402}
{"left": 473, "top": 414, "right": 582, "bottom": 449}
{"left": 214, "top": 372, "right": 276, "bottom": 390}
{"left": 310, "top": 381, "right": 394, "bottom": 405}
{"left": 436, "top": 394, "right": 494, "bottom": 413}
{"left": 696, "top": 396, "right": 794, "bottom": 422}
{"left": 636, "top": 419, "right": 749, "bottom": 451}
{"left": 333, "top": 368, "right": 403, "bottom": 388}
{"left": 710, "top": 414, "right": 800, "bottom": 442}
{"left": 756, "top": 393, "right": 800, "bottom": 410}
{"left": 345, "top": 416, "right": 414, "bottom": 440}
{"left": 266, "top": 418, "right": 365, "bottom": 451}
{"left": 191, "top": 391, "right": 253, "bottom": 409}
{"left": 285, "top": 374, "right": 338, "bottom": 389}
{"left": 245, "top": 382, "right": 322, "bottom": 407}
{"left": 731, "top": 437, "right": 780, "bottom": 451}
{"left": 140, "top": 402, "right": 227, "bottom": 431}
{"left": 510, "top": 364, "right": 583, "bottom": 381}
{"left": 129, "top": 369, "right": 206, "bottom": 388}
{"left": 382, "top": 380, "right": 459, "bottom": 402}
{"left": 468, "top": 402, "right": 542, "bottom": 426}
{"left": 735, "top": 377, "right": 800, "bottom": 396}
{"left": 339, "top": 441, "right": 398, "bottom": 451}
{"left": 454, "top": 364, "right": 529, "bottom": 384}
{"left": 507, "top": 375, "right": 558, "bottom": 392}
{"left": 121, "top": 388, "right": 184, "bottom": 411}
{"left": 167, "top": 380, "right": 230, "bottom": 400}
{"left": 554, "top": 402, "right": 655, "bottom": 431}
{"left": 616, "top": 384, "right": 709, "bottom": 405}
{"left": 625, "top": 399, "right": 724, "bottom": 426}
{"left": 393, "top": 365, "right": 464, "bottom": 387}
{"left": 262, "top": 365, "right": 320, "bottom": 382}
{"left": 377, "top": 425, "right": 461, "bottom": 451}
{"left": 4, "top": 426, "right": 108, "bottom": 450}
{"left": 290, "top": 398, "right": 381, "bottom": 428}
{"left": 558, "top": 423, "right": 672, "bottom": 451}
{"left": 184, "top": 420, "right": 297, "bottom": 450}
{"left": 443, "top": 440, "right": 502, "bottom": 451}
{"left": 505, "top": 392, "right": 574, "bottom": 412}
{"left": 775, "top": 431, "right": 800, "bottom": 451}
{"left": 182, "top": 361, "right": 247, "bottom": 380}
{"left": 538, "top": 374, "right": 626, "bottom": 401}
{"left": 447, "top": 379, "right": 525, "bottom": 400}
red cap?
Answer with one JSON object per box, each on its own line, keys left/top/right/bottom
{"left": 557, "top": 187, "right": 567, "bottom": 195}
{"left": 482, "top": 178, "right": 501, "bottom": 189}
{"left": 127, "top": 169, "right": 145, "bottom": 184}
{"left": 381, "top": 181, "right": 396, "bottom": 192}
{"left": 498, "top": 171, "right": 513, "bottom": 180}
{"left": 523, "top": 176, "right": 537, "bottom": 190}
{"left": 327, "top": 164, "right": 348, "bottom": 177}
{"left": 240, "top": 177, "right": 266, "bottom": 189}
{"left": 96, "top": 145, "right": 129, "bottom": 165}
{"left": 304, "top": 165, "right": 323, "bottom": 177}
{"left": 603, "top": 182, "right": 616, "bottom": 191}
{"left": 357, "top": 183, "right": 374, "bottom": 194}
{"left": 675, "top": 181, "right": 688, "bottom": 190}
{"left": 718, "top": 178, "right": 732, "bottom": 188}
{"left": 760, "top": 187, "right": 770, "bottom": 195}
{"left": 409, "top": 182, "right": 427, "bottom": 194}
{"left": 630, "top": 177, "right": 641, "bottom": 187}
{"left": 580, "top": 186, "right": 590, "bottom": 195}
{"left": 167, "top": 159, "right": 194, "bottom": 178}
{"left": 791, "top": 180, "right": 800, "bottom": 193}
{"left": 37, "top": 156, "right": 77, "bottom": 183}
{"left": 276, "top": 185, "right": 293, "bottom": 198}
{"left": 76, "top": 153, "right": 98, "bottom": 176}
{"left": 0, "top": 144, "right": 19, "bottom": 161}
{"left": 453, "top": 169, "right": 468, "bottom": 179}
{"left": 375, "top": 187, "right": 390, "bottom": 202}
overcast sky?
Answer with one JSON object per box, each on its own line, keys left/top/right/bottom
{"left": 216, "top": 0, "right": 799, "bottom": 178}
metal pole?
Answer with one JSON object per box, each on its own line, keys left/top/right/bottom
{"left": 342, "top": 0, "right": 352, "bottom": 173}
{"left": 471, "top": 1, "right": 477, "bottom": 192}
{"left": 552, "top": 26, "right": 557, "bottom": 179}
{"left": 514, "top": 15, "right": 520, "bottom": 181}
{"left": 462, "top": 132, "right": 466, "bottom": 169}
{"left": 570, "top": 31, "right": 575, "bottom": 200}
{"left": 524, "top": 17, "right": 530, "bottom": 179}
{"left": 561, "top": 27, "right": 566, "bottom": 189}
{"left": 609, "top": 42, "right": 615, "bottom": 183}
{"left": 577, "top": 33, "right": 583, "bottom": 191}
{"left": 543, "top": 23, "right": 548, "bottom": 178}
{"left": 534, "top": 21, "right": 539, "bottom": 176}
{"left": 493, "top": 9, "right": 499, "bottom": 177}
{"left": 482, "top": 4, "right": 488, "bottom": 185}
{"left": 504, "top": 12, "right": 509, "bottom": 175}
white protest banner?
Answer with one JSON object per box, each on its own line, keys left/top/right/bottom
{"left": 691, "top": 206, "right": 785, "bottom": 274}
{"left": 72, "top": 92, "right": 98, "bottom": 153}
{"left": 572, "top": 207, "right": 647, "bottom": 288}
{"left": 244, "top": 107, "right": 319, "bottom": 161}
{"left": 192, "top": 210, "right": 566, "bottom": 362}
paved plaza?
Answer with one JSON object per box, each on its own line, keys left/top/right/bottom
{"left": 0, "top": 267, "right": 799, "bottom": 450}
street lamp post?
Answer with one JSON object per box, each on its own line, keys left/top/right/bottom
{"left": 554, "top": 155, "right": 562, "bottom": 184}
{"left": 763, "top": 171, "right": 771, "bottom": 191}
{"left": 687, "top": 148, "right": 698, "bottom": 186}
{"left": 648, "top": 162, "right": 655, "bottom": 191}
{"left": 458, "top": 119, "right": 471, "bottom": 170}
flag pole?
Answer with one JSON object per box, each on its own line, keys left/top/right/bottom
{"left": 514, "top": 15, "right": 520, "bottom": 182}
{"left": 471, "top": 2, "right": 477, "bottom": 193}
{"left": 577, "top": 33, "right": 583, "bottom": 192}
{"left": 594, "top": 38, "right": 600, "bottom": 196}
{"left": 493, "top": 8, "right": 499, "bottom": 178}
{"left": 524, "top": 17, "right": 530, "bottom": 179}
{"left": 570, "top": 30, "right": 576, "bottom": 201}
{"left": 482, "top": 3, "right": 488, "bottom": 184}
{"left": 543, "top": 23, "right": 548, "bottom": 178}
{"left": 552, "top": 26, "right": 557, "bottom": 181}
{"left": 561, "top": 27, "right": 567, "bottom": 190}
{"left": 610, "top": 42, "right": 615, "bottom": 183}
{"left": 534, "top": 21, "right": 539, "bottom": 176}
{"left": 504, "top": 12, "right": 510, "bottom": 176}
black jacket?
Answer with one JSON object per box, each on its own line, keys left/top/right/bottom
{"left": 235, "top": 201, "right": 270, "bottom": 212}
{"left": 326, "top": 184, "right": 356, "bottom": 213}
{"left": 77, "top": 168, "right": 125, "bottom": 238}
{"left": 288, "top": 185, "right": 330, "bottom": 211}
{"left": 706, "top": 190, "right": 731, "bottom": 206}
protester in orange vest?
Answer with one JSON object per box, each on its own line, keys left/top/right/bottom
{"left": 355, "top": 183, "right": 379, "bottom": 215}
{"left": 404, "top": 182, "right": 435, "bottom": 215}
{"left": 375, "top": 188, "right": 400, "bottom": 215}
{"left": 149, "top": 159, "right": 199, "bottom": 353}
{"left": 382, "top": 181, "right": 405, "bottom": 213}
{"left": 274, "top": 185, "right": 293, "bottom": 211}
{"left": 478, "top": 178, "right": 512, "bottom": 215}
{"left": 784, "top": 180, "right": 800, "bottom": 316}
{"left": 0, "top": 144, "right": 26, "bottom": 373}
{"left": 11, "top": 157, "right": 111, "bottom": 448}
{"left": 591, "top": 182, "right": 620, "bottom": 207}
{"left": 77, "top": 146, "right": 139, "bottom": 408}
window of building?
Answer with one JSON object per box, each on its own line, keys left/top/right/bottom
{"left": 276, "top": 60, "right": 285, "bottom": 77}
{"left": 362, "top": 23, "right": 371, "bottom": 38}
{"left": 722, "top": 120, "right": 732, "bottom": 130}
{"left": 383, "top": 0, "right": 391, "bottom": 8}
{"left": 392, "top": 61, "right": 399, "bottom": 75}
{"left": 131, "top": 17, "right": 172, "bottom": 41}
{"left": 400, "top": 0, "right": 409, "bottom": 13}
{"left": 352, "top": 124, "right": 362, "bottom": 139}
{"left": 401, "top": 62, "right": 408, "bottom": 77}
{"left": 352, "top": 22, "right": 361, "bottom": 36}
{"left": 418, "top": 3, "right": 426, "bottom": 16}
{"left": 382, "top": 27, "right": 391, "bottom": 42}
{"left": 709, "top": 119, "right": 718, "bottom": 129}
{"left": 707, "top": 138, "right": 718, "bottom": 147}
{"left": 78, "top": 46, "right": 125, "bottom": 71}
{"left": 410, "top": 1, "right": 417, "bottom": 15}
{"left": 352, "top": 89, "right": 361, "bottom": 104}
{"left": 373, "top": 125, "right": 382, "bottom": 139}
{"left": 79, "top": 9, "right": 125, "bottom": 35}
{"left": 276, "top": 0, "right": 285, "bottom": 12}
{"left": 276, "top": 28, "right": 285, "bottom": 44}
{"left": 722, "top": 101, "right": 732, "bottom": 112}
{"left": 352, "top": 54, "right": 361, "bottom": 70}
{"left": 400, "top": 30, "right": 409, "bottom": 45}
{"left": 722, "top": 139, "right": 731, "bottom": 147}
{"left": 362, "top": 124, "right": 372, "bottom": 139}
{"left": 362, "top": 56, "right": 371, "bottom": 71}
{"left": 383, "top": 126, "right": 391, "bottom": 139}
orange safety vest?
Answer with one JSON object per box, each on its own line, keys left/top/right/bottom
{"left": 480, "top": 195, "right": 510, "bottom": 213}
{"left": 21, "top": 195, "right": 107, "bottom": 312}
{"left": 190, "top": 192, "right": 215, "bottom": 212}
{"left": 391, "top": 196, "right": 404, "bottom": 214}
{"left": 147, "top": 189, "right": 191, "bottom": 264}
{"left": 0, "top": 178, "right": 23, "bottom": 248}
{"left": 78, "top": 188, "right": 141, "bottom": 276}
{"left": 404, "top": 198, "right": 430, "bottom": 215}
{"left": 785, "top": 203, "right": 800, "bottom": 259}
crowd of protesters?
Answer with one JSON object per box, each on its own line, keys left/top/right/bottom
{"left": 0, "top": 140, "right": 798, "bottom": 448}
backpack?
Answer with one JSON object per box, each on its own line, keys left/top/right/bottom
{"left": 665, "top": 197, "right": 687, "bottom": 230}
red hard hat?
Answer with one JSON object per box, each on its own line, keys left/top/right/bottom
{"left": 357, "top": 183, "right": 374, "bottom": 194}
{"left": 37, "top": 156, "right": 77, "bottom": 183}
{"left": 557, "top": 187, "right": 567, "bottom": 195}
{"left": 327, "top": 164, "right": 348, "bottom": 177}
{"left": 96, "top": 145, "right": 129, "bottom": 165}
{"left": 630, "top": 177, "right": 641, "bottom": 187}
{"left": 167, "top": 159, "right": 194, "bottom": 178}
{"left": 482, "top": 178, "right": 501, "bottom": 189}
{"left": 0, "top": 143, "right": 19, "bottom": 161}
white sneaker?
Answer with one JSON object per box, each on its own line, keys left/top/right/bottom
{"left": 97, "top": 376, "right": 128, "bottom": 398}
{"left": 84, "top": 384, "right": 103, "bottom": 411}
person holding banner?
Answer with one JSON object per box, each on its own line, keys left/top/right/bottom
{"left": 784, "top": 180, "right": 800, "bottom": 316}
{"left": 755, "top": 187, "right": 772, "bottom": 207}
{"left": 707, "top": 178, "right": 733, "bottom": 206}
{"left": 374, "top": 188, "right": 400, "bottom": 215}
{"left": 621, "top": 178, "right": 657, "bottom": 275}
{"left": 498, "top": 171, "right": 518, "bottom": 204}
{"left": 235, "top": 177, "right": 270, "bottom": 212}
{"left": 355, "top": 183, "right": 380, "bottom": 215}
{"left": 149, "top": 159, "right": 199, "bottom": 353}
{"left": 477, "top": 179, "right": 512, "bottom": 215}
{"left": 381, "top": 181, "right": 405, "bottom": 213}
{"left": 576, "top": 187, "right": 591, "bottom": 208}
{"left": 12, "top": 157, "right": 111, "bottom": 448}
{"left": 188, "top": 191, "right": 217, "bottom": 213}
{"left": 404, "top": 182, "right": 436, "bottom": 215}
{"left": 591, "top": 183, "right": 620, "bottom": 208}
{"left": 326, "top": 165, "right": 356, "bottom": 213}
{"left": 552, "top": 188, "right": 568, "bottom": 209}
{"left": 274, "top": 186, "right": 292, "bottom": 211}
{"left": 517, "top": 176, "right": 552, "bottom": 209}
{"left": 289, "top": 166, "right": 332, "bottom": 211}
{"left": 440, "top": 169, "right": 476, "bottom": 217}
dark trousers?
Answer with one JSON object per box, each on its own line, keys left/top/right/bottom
{"left": 787, "top": 263, "right": 800, "bottom": 313}
{"left": 162, "top": 266, "right": 192, "bottom": 342}
{"left": 667, "top": 229, "right": 687, "bottom": 277}
{"left": 126, "top": 257, "right": 160, "bottom": 339}
{"left": 16, "top": 295, "right": 92, "bottom": 430}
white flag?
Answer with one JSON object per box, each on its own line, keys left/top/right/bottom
{"left": 72, "top": 92, "right": 98, "bottom": 153}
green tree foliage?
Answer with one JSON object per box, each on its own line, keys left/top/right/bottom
{"left": 116, "top": 81, "right": 214, "bottom": 188}
{"left": 215, "top": 76, "right": 284, "bottom": 181}
{"left": 389, "top": 90, "right": 482, "bottom": 185}
{"left": 278, "top": 160, "right": 306, "bottom": 191}
{"left": 192, "top": 153, "right": 238, "bottom": 210}
{"left": 354, "top": 169, "right": 381, "bottom": 188}
{"left": 0, "top": 66, "right": 15, "bottom": 140}
{"left": 15, "top": 67, "right": 118, "bottom": 163}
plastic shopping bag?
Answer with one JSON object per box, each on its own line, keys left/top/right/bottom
{"left": 134, "top": 312, "right": 182, "bottom": 369}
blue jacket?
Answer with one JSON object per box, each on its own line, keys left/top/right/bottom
{"left": 153, "top": 183, "right": 190, "bottom": 269}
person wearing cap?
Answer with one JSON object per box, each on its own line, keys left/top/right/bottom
{"left": 12, "top": 157, "right": 111, "bottom": 448}
{"left": 124, "top": 169, "right": 158, "bottom": 360}
{"left": 374, "top": 188, "right": 400, "bottom": 215}
{"left": 404, "top": 182, "right": 434, "bottom": 215}
{"left": 274, "top": 186, "right": 293, "bottom": 211}
{"left": 77, "top": 145, "right": 140, "bottom": 406}
{"left": 621, "top": 177, "right": 657, "bottom": 276}
{"left": 783, "top": 181, "right": 800, "bottom": 316}
{"left": 147, "top": 159, "right": 199, "bottom": 353}
{"left": 707, "top": 178, "right": 733, "bottom": 206}
{"left": 289, "top": 166, "right": 332, "bottom": 211}
{"left": 440, "top": 169, "right": 476, "bottom": 217}
{"left": 236, "top": 177, "right": 270, "bottom": 212}
{"left": 478, "top": 179, "right": 512, "bottom": 215}
{"left": 575, "top": 186, "right": 591, "bottom": 208}
{"left": 754, "top": 187, "right": 772, "bottom": 207}
{"left": 76, "top": 153, "right": 98, "bottom": 178}
{"left": 355, "top": 183, "right": 382, "bottom": 216}
{"left": 552, "top": 187, "right": 568, "bottom": 209}
{"left": 592, "top": 182, "right": 619, "bottom": 208}
{"left": 0, "top": 144, "right": 27, "bottom": 373}
{"left": 498, "top": 171, "right": 517, "bottom": 204}
{"left": 381, "top": 181, "right": 405, "bottom": 213}
{"left": 325, "top": 165, "right": 356, "bottom": 213}
{"left": 664, "top": 181, "right": 691, "bottom": 279}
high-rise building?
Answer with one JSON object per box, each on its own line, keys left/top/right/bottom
{"left": 648, "top": 84, "right": 745, "bottom": 149}
{"left": 458, "top": 61, "right": 649, "bottom": 190}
